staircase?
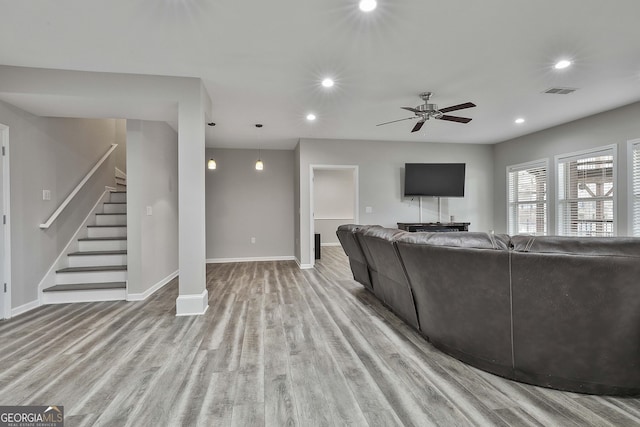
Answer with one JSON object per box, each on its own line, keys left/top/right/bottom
{"left": 42, "top": 187, "right": 128, "bottom": 303}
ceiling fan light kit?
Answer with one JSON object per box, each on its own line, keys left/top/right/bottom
{"left": 377, "top": 92, "right": 476, "bottom": 133}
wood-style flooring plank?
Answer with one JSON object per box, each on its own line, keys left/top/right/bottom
{"left": 0, "top": 247, "right": 638, "bottom": 426}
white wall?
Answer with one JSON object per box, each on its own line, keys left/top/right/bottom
{"left": 313, "top": 169, "right": 356, "bottom": 246}
{"left": 493, "top": 101, "right": 640, "bottom": 235}
{"left": 0, "top": 100, "right": 123, "bottom": 309}
{"left": 206, "top": 148, "right": 294, "bottom": 261}
{"left": 126, "top": 120, "right": 179, "bottom": 297}
{"left": 297, "top": 138, "right": 495, "bottom": 266}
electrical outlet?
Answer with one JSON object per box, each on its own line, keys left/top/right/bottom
{"left": 42, "top": 190, "right": 51, "bottom": 201}
{"left": 146, "top": 206, "right": 153, "bottom": 216}
{"left": 365, "top": 206, "right": 373, "bottom": 213}
{"left": 250, "top": 237, "right": 256, "bottom": 244}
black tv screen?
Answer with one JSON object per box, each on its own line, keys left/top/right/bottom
{"left": 404, "top": 163, "right": 466, "bottom": 197}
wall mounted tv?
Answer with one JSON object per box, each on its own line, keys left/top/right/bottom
{"left": 404, "top": 163, "right": 466, "bottom": 197}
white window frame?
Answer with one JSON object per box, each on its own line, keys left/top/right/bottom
{"left": 555, "top": 144, "right": 618, "bottom": 237}
{"left": 629, "top": 139, "right": 640, "bottom": 236}
{"left": 506, "top": 158, "right": 549, "bottom": 236}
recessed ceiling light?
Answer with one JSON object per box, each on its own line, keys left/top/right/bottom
{"left": 306, "top": 113, "right": 317, "bottom": 121}
{"left": 515, "top": 118, "right": 525, "bottom": 124}
{"left": 321, "top": 78, "right": 334, "bottom": 88}
{"left": 359, "top": 0, "right": 377, "bottom": 12}
{"left": 554, "top": 60, "right": 572, "bottom": 70}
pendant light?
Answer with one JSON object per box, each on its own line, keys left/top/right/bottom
{"left": 207, "top": 158, "right": 217, "bottom": 170}
{"left": 255, "top": 123, "right": 264, "bottom": 171}
{"left": 255, "top": 151, "right": 264, "bottom": 171}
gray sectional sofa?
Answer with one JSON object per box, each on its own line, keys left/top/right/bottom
{"left": 336, "top": 224, "right": 640, "bottom": 396}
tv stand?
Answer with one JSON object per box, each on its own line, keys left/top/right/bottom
{"left": 397, "top": 222, "right": 470, "bottom": 233}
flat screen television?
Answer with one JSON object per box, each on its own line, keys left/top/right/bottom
{"left": 404, "top": 163, "right": 466, "bottom": 197}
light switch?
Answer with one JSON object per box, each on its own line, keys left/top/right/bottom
{"left": 42, "top": 190, "right": 51, "bottom": 201}
{"left": 365, "top": 206, "right": 373, "bottom": 213}
{"left": 251, "top": 237, "right": 256, "bottom": 244}
{"left": 146, "top": 206, "right": 153, "bottom": 216}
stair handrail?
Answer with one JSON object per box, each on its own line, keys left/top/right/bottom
{"left": 40, "top": 143, "right": 118, "bottom": 229}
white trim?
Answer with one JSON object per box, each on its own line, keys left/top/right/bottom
{"left": 37, "top": 190, "right": 112, "bottom": 299}
{"left": 40, "top": 143, "right": 118, "bottom": 229}
{"left": 295, "top": 258, "right": 314, "bottom": 270}
{"left": 309, "top": 164, "right": 359, "bottom": 269}
{"left": 126, "top": 269, "right": 178, "bottom": 301}
{"left": 554, "top": 144, "right": 618, "bottom": 236}
{"left": 176, "top": 289, "right": 209, "bottom": 316}
{"left": 11, "top": 299, "right": 40, "bottom": 317}
{"left": 1, "top": 124, "right": 11, "bottom": 319}
{"left": 115, "top": 167, "right": 127, "bottom": 180}
{"left": 105, "top": 185, "right": 117, "bottom": 192}
{"left": 321, "top": 243, "right": 341, "bottom": 247}
{"left": 206, "top": 255, "right": 295, "bottom": 264}
{"left": 629, "top": 138, "right": 640, "bottom": 236}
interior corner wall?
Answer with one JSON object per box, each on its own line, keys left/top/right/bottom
{"left": 114, "top": 119, "right": 127, "bottom": 173}
{"left": 298, "top": 138, "right": 495, "bottom": 266}
{"left": 0, "top": 100, "right": 120, "bottom": 309}
{"left": 294, "top": 142, "right": 301, "bottom": 262}
{"left": 126, "top": 120, "right": 179, "bottom": 296}
{"left": 206, "top": 148, "right": 294, "bottom": 261}
{"left": 493, "top": 101, "right": 640, "bottom": 235}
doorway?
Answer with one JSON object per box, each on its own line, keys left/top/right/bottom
{"left": 0, "top": 124, "right": 10, "bottom": 320}
{"left": 310, "top": 165, "right": 358, "bottom": 267}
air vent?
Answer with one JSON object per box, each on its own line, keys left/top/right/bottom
{"left": 544, "top": 87, "right": 578, "bottom": 95}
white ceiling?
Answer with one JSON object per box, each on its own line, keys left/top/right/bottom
{"left": 1, "top": 0, "right": 640, "bottom": 149}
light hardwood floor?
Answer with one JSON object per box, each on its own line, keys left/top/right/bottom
{"left": 1, "top": 247, "right": 639, "bottom": 426}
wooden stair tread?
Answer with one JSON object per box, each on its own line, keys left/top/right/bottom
{"left": 78, "top": 237, "right": 127, "bottom": 241}
{"left": 68, "top": 250, "right": 127, "bottom": 256}
{"left": 43, "top": 282, "right": 126, "bottom": 292}
{"left": 57, "top": 265, "right": 127, "bottom": 273}
{"left": 103, "top": 202, "right": 127, "bottom": 205}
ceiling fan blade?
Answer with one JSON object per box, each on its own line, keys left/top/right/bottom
{"left": 411, "top": 120, "right": 426, "bottom": 133}
{"left": 376, "top": 116, "right": 417, "bottom": 126}
{"left": 438, "top": 115, "right": 472, "bottom": 124}
{"left": 401, "top": 107, "right": 420, "bottom": 113}
{"left": 438, "top": 102, "right": 476, "bottom": 114}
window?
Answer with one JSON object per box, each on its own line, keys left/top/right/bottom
{"left": 557, "top": 145, "right": 616, "bottom": 237}
{"left": 507, "top": 160, "right": 548, "bottom": 235}
{"left": 631, "top": 140, "right": 640, "bottom": 236}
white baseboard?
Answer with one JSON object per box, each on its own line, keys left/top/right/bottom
{"left": 295, "top": 258, "right": 314, "bottom": 270}
{"left": 37, "top": 190, "right": 111, "bottom": 300}
{"left": 206, "top": 256, "right": 295, "bottom": 264}
{"left": 127, "top": 270, "right": 178, "bottom": 301}
{"left": 11, "top": 299, "right": 41, "bottom": 317}
{"left": 176, "top": 290, "right": 209, "bottom": 316}
{"left": 320, "top": 242, "right": 341, "bottom": 247}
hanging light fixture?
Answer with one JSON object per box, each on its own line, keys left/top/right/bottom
{"left": 207, "top": 158, "right": 217, "bottom": 170}
{"left": 255, "top": 150, "right": 264, "bottom": 171}
{"left": 255, "top": 123, "right": 264, "bottom": 171}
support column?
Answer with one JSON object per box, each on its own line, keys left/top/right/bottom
{"left": 176, "top": 92, "right": 208, "bottom": 316}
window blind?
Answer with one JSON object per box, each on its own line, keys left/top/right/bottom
{"left": 557, "top": 147, "right": 615, "bottom": 237}
{"left": 632, "top": 141, "right": 640, "bottom": 236}
{"left": 507, "top": 161, "right": 547, "bottom": 235}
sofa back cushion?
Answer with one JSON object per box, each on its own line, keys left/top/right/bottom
{"left": 510, "top": 235, "right": 640, "bottom": 391}
{"left": 336, "top": 224, "right": 373, "bottom": 289}
{"left": 395, "top": 232, "right": 513, "bottom": 374}
{"left": 358, "top": 227, "right": 419, "bottom": 329}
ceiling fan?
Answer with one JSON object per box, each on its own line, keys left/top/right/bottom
{"left": 377, "top": 92, "right": 476, "bottom": 133}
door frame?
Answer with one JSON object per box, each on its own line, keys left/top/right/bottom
{"left": 0, "top": 124, "right": 11, "bottom": 319}
{"left": 309, "top": 164, "right": 359, "bottom": 268}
